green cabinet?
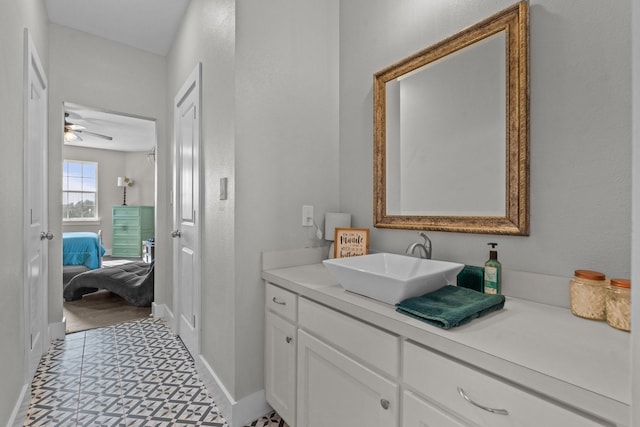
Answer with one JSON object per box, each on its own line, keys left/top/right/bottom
{"left": 111, "top": 206, "right": 154, "bottom": 258}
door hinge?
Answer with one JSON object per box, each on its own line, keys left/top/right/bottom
{"left": 193, "top": 315, "right": 196, "bottom": 328}
{"left": 30, "top": 334, "right": 33, "bottom": 350}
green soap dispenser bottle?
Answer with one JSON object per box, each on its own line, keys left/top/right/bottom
{"left": 484, "top": 243, "right": 502, "bottom": 295}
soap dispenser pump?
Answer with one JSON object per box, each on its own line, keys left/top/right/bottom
{"left": 484, "top": 243, "right": 502, "bottom": 295}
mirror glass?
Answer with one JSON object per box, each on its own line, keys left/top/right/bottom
{"left": 374, "top": 1, "right": 529, "bottom": 235}
{"left": 386, "top": 32, "right": 506, "bottom": 217}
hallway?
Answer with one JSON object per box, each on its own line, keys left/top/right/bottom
{"left": 24, "top": 318, "right": 286, "bottom": 426}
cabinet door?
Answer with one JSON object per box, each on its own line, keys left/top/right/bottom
{"left": 297, "top": 330, "right": 398, "bottom": 427}
{"left": 403, "top": 391, "right": 473, "bottom": 427}
{"left": 265, "top": 311, "right": 296, "bottom": 426}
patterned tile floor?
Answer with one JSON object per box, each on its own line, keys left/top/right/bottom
{"left": 24, "top": 317, "right": 287, "bottom": 427}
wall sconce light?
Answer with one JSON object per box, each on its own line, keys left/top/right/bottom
{"left": 117, "top": 176, "right": 134, "bottom": 205}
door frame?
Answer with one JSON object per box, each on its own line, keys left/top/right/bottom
{"left": 172, "top": 63, "right": 203, "bottom": 355}
{"left": 23, "top": 28, "right": 49, "bottom": 381}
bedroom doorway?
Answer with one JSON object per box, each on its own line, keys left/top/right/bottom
{"left": 60, "top": 103, "right": 157, "bottom": 333}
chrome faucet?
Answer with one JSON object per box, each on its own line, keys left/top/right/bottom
{"left": 406, "top": 232, "right": 432, "bottom": 259}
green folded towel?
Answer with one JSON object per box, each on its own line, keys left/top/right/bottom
{"left": 396, "top": 285, "right": 505, "bottom": 329}
{"left": 457, "top": 265, "right": 484, "bottom": 293}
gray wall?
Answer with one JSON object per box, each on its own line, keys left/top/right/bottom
{"left": 47, "top": 23, "right": 167, "bottom": 322}
{"left": 235, "top": 0, "right": 339, "bottom": 399}
{"left": 166, "top": 0, "right": 237, "bottom": 396}
{"left": 61, "top": 146, "right": 156, "bottom": 251}
{"left": 0, "top": 0, "right": 49, "bottom": 421}
{"left": 632, "top": 1, "right": 639, "bottom": 424}
{"left": 166, "top": 0, "right": 339, "bottom": 401}
{"left": 1, "top": 1, "right": 634, "bottom": 424}
{"left": 166, "top": 0, "right": 236, "bottom": 398}
{"left": 339, "top": 0, "right": 631, "bottom": 280}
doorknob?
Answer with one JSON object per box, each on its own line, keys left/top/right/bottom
{"left": 171, "top": 230, "right": 182, "bottom": 238}
{"left": 40, "top": 231, "right": 54, "bottom": 241}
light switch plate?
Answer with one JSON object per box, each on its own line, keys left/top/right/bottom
{"left": 219, "top": 177, "right": 228, "bottom": 200}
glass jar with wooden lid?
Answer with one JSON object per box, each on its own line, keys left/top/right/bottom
{"left": 569, "top": 270, "right": 607, "bottom": 320}
{"left": 606, "top": 278, "right": 631, "bottom": 332}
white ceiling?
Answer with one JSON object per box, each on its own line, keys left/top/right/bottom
{"left": 44, "top": 0, "right": 190, "bottom": 56}
{"left": 64, "top": 103, "right": 157, "bottom": 152}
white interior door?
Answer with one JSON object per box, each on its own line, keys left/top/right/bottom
{"left": 24, "top": 29, "right": 49, "bottom": 380}
{"left": 172, "top": 64, "right": 202, "bottom": 356}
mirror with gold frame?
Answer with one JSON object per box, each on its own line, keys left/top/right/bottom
{"left": 373, "top": 1, "right": 529, "bottom": 235}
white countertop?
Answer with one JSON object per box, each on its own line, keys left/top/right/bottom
{"left": 262, "top": 262, "right": 631, "bottom": 419}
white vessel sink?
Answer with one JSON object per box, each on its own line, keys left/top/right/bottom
{"left": 323, "top": 253, "right": 465, "bottom": 305}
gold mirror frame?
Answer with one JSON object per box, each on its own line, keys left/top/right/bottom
{"left": 373, "top": 1, "right": 529, "bottom": 235}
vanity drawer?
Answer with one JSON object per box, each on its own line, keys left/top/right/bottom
{"left": 298, "top": 298, "right": 399, "bottom": 377}
{"left": 403, "top": 341, "right": 608, "bottom": 427}
{"left": 266, "top": 283, "right": 297, "bottom": 322}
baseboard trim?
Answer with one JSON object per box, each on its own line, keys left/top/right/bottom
{"left": 231, "top": 389, "right": 271, "bottom": 427}
{"left": 49, "top": 319, "right": 66, "bottom": 341}
{"left": 152, "top": 302, "right": 176, "bottom": 331}
{"left": 194, "top": 355, "right": 235, "bottom": 422}
{"left": 152, "top": 303, "right": 269, "bottom": 425}
{"left": 8, "top": 383, "right": 30, "bottom": 427}
{"left": 195, "top": 355, "right": 271, "bottom": 427}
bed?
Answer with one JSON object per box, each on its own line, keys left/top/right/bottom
{"left": 63, "top": 232, "right": 105, "bottom": 270}
{"left": 64, "top": 261, "right": 154, "bottom": 306}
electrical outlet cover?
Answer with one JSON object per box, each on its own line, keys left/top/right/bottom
{"left": 302, "top": 205, "right": 314, "bottom": 226}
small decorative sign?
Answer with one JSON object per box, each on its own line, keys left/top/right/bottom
{"left": 334, "top": 228, "right": 370, "bottom": 258}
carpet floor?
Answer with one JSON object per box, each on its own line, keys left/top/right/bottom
{"left": 63, "top": 290, "right": 151, "bottom": 334}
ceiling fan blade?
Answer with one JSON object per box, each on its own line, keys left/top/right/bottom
{"left": 76, "top": 129, "right": 113, "bottom": 141}
{"left": 65, "top": 111, "right": 82, "bottom": 120}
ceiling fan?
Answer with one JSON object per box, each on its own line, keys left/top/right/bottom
{"left": 64, "top": 112, "right": 113, "bottom": 142}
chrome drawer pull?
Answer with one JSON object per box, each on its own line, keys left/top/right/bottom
{"left": 272, "top": 297, "right": 287, "bottom": 306}
{"left": 457, "top": 387, "right": 509, "bottom": 416}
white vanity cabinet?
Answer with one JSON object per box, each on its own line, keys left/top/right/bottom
{"left": 296, "top": 297, "right": 400, "bottom": 427}
{"left": 264, "top": 284, "right": 298, "bottom": 426}
{"left": 262, "top": 256, "right": 629, "bottom": 427}
{"left": 297, "top": 330, "right": 399, "bottom": 427}
{"left": 403, "top": 390, "right": 470, "bottom": 427}
{"left": 265, "top": 284, "right": 400, "bottom": 427}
